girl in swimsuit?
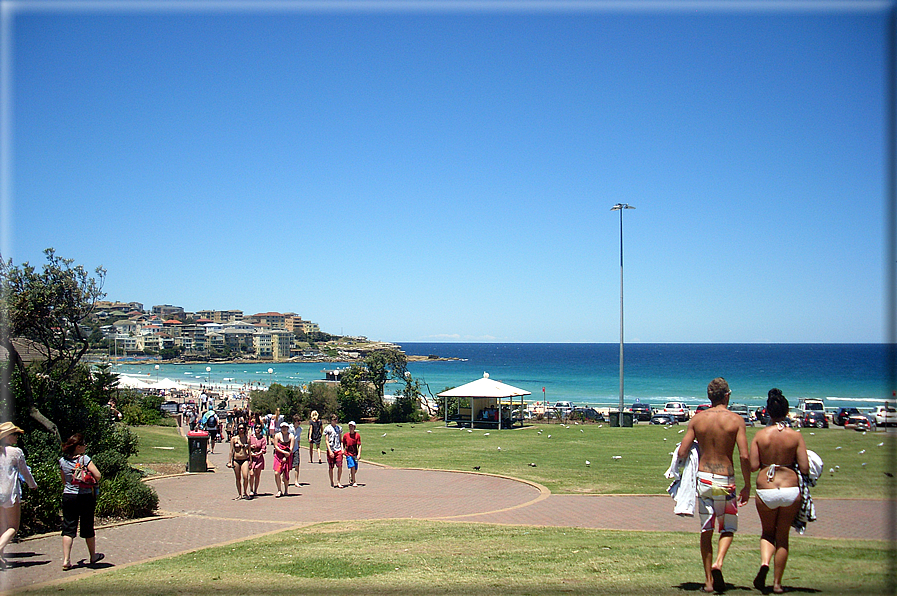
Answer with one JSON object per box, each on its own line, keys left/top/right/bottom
{"left": 228, "top": 423, "right": 251, "bottom": 500}
{"left": 249, "top": 425, "right": 267, "bottom": 497}
{"left": 749, "top": 389, "right": 810, "bottom": 594}
{"left": 272, "top": 422, "right": 293, "bottom": 497}
{"left": 308, "top": 410, "right": 323, "bottom": 464}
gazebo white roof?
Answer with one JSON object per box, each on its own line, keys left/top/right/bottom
{"left": 437, "top": 373, "right": 531, "bottom": 399}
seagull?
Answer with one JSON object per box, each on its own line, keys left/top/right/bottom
{"left": 381, "top": 451, "right": 386, "bottom": 455}
{"left": 836, "top": 446, "right": 842, "bottom": 450}
{"left": 878, "top": 442, "right": 885, "bottom": 447}
{"left": 598, "top": 425, "right": 603, "bottom": 428}
{"left": 859, "top": 449, "right": 866, "bottom": 454}
{"left": 612, "top": 455, "right": 622, "bottom": 460}
{"left": 810, "top": 432, "right": 815, "bottom": 436}
{"left": 484, "top": 433, "right": 490, "bottom": 436}
{"left": 390, "top": 448, "right": 394, "bottom": 451}
{"left": 829, "top": 468, "right": 835, "bottom": 475}
{"left": 862, "top": 462, "right": 867, "bottom": 467}
{"left": 585, "top": 460, "right": 590, "bottom": 466}
{"left": 580, "top": 429, "right": 584, "bottom": 433}
{"left": 467, "top": 429, "right": 473, "bottom": 433}
{"left": 547, "top": 435, "right": 552, "bottom": 439}
{"left": 835, "top": 465, "right": 840, "bottom": 470}
{"left": 529, "top": 463, "right": 537, "bottom": 467}
{"left": 427, "top": 430, "right": 432, "bottom": 433}
{"left": 497, "top": 447, "right": 501, "bottom": 451}
{"left": 678, "top": 429, "right": 685, "bottom": 434}
{"left": 664, "top": 438, "right": 668, "bottom": 441}
{"left": 382, "top": 433, "right": 387, "bottom": 437}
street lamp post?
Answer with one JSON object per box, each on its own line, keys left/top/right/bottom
{"left": 268, "top": 368, "right": 274, "bottom": 388}
{"left": 206, "top": 366, "right": 211, "bottom": 390}
{"left": 154, "top": 364, "right": 160, "bottom": 384}
{"left": 611, "top": 203, "right": 635, "bottom": 426}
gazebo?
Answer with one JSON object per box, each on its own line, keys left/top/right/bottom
{"left": 438, "top": 373, "right": 530, "bottom": 429}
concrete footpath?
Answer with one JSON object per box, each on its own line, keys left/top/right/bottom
{"left": 2, "top": 443, "right": 893, "bottom": 593}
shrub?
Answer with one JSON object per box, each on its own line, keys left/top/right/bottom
{"left": 91, "top": 450, "right": 130, "bottom": 478}
{"left": 18, "top": 459, "right": 62, "bottom": 536}
{"left": 96, "top": 470, "right": 158, "bottom": 519}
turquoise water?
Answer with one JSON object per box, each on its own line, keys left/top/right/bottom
{"left": 114, "top": 343, "right": 894, "bottom": 411}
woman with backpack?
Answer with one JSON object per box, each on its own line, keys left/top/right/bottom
{"left": 59, "top": 433, "right": 103, "bottom": 570}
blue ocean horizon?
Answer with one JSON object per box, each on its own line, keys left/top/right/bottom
{"left": 116, "top": 343, "right": 895, "bottom": 411}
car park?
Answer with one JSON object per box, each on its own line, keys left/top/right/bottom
{"left": 628, "top": 401, "right": 653, "bottom": 422}
{"left": 872, "top": 405, "right": 897, "bottom": 427}
{"left": 799, "top": 410, "right": 828, "bottom": 428}
{"left": 834, "top": 407, "right": 861, "bottom": 426}
{"left": 650, "top": 412, "right": 678, "bottom": 425}
{"left": 755, "top": 407, "right": 769, "bottom": 425}
{"left": 662, "top": 402, "right": 690, "bottom": 422}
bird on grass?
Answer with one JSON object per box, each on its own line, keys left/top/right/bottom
{"left": 529, "top": 463, "right": 537, "bottom": 467}
{"left": 381, "top": 451, "right": 387, "bottom": 455}
{"left": 473, "top": 466, "right": 481, "bottom": 471}
{"left": 382, "top": 433, "right": 387, "bottom": 437}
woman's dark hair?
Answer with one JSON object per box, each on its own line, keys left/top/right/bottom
{"left": 767, "top": 388, "right": 789, "bottom": 419}
{"left": 61, "top": 433, "right": 85, "bottom": 457}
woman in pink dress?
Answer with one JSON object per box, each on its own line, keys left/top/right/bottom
{"left": 272, "top": 421, "right": 293, "bottom": 497}
{"left": 248, "top": 424, "right": 267, "bottom": 498}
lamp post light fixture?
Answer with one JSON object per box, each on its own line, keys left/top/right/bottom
{"left": 610, "top": 203, "right": 635, "bottom": 426}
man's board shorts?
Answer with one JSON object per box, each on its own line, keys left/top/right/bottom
{"left": 346, "top": 455, "right": 358, "bottom": 469}
{"left": 696, "top": 471, "right": 738, "bottom": 533}
{"left": 327, "top": 450, "right": 344, "bottom": 468}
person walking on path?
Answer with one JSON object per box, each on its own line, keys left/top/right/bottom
{"left": 677, "top": 377, "right": 750, "bottom": 593}
{"left": 289, "top": 415, "right": 302, "bottom": 487}
{"left": 227, "top": 423, "right": 251, "bottom": 500}
{"left": 203, "top": 408, "right": 219, "bottom": 454}
{"left": 0, "top": 422, "right": 38, "bottom": 568}
{"left": 308, "top": 410, "right": 323, "bottom": 464}
{"left": 58, "top": 433, "right": 104, "bottom": 571}
{"left": 272, "top": 421, "right": 293, "bottom": 497}
{"left": 323, "top": 414, "right": 344, "bottom": 488}
{"left": 750, "top": 389, "right": 809, "bottom": 594}
{"left": 342, "top": 421, "right": 361, "bottom": 487}
{"left": 249, "top": 424, "right": 267, "bottom": 498}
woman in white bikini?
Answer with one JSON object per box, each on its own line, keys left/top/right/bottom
{"left": 749, "top": 389, "right": 809, "bottom": 594}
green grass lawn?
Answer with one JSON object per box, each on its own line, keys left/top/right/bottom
{"left": 42, "top": 520, "right": 892, "bottom": 595}
{"left": 128, "top": 425, "right": 189, "bottom": 475}
{"left": 126, "top": 420, "right": 894, "bottom": 498}
{"left": 360, "top": 421, "right": 894, "bottom": 499}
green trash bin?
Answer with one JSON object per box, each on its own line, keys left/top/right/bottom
{"left": 621, "top": 412, "right": 634, "bottom": 427}
{"left": 187, "top": 431, "right": 209, "bottom": 472}
{"left": 609, "top": 412, "right": 620, "bottom": 427}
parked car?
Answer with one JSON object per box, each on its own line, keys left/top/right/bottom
{"left": 628, "top": 401, "right": 653, "bottom": 422}
{"left": 872, "top": 405, "right": 897, "bottom": 427}
{"left": 650, "top": 412, "right": 678, "bottom": 425}
{"left": 553, "top": 401, "right": 574, "bottom": 418}
{"left": 834, "top": 407, "right": 861, "bottom": 426}
{"left": 572, "top": 407, "right": 603, "bottom": 421}
{"left": 695, "top": 404, "right": 712, "bottom": 414}
{"left": 846, "top": 413, "right": 876, "bottom": 431}
{"left": 662, "top": 402, "right": 690, "bottom": 422}
{"left": 755, "top": 407, "right": 769, "bottom": 425}
{"left": 799, "top": 410, "right": 829, "bottom": 429}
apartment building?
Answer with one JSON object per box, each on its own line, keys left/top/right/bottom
{"left": 195, "top": 309, "right": 243, "bottom": 323}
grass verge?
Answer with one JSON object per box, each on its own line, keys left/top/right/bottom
{"left": 40, "top": 519, "right": 891, "bottom": 595}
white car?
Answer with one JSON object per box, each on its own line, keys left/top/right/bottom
{"left": 663, "top": 402, "right": 690, "bottom": 422}
{"left": 872, "top": 405, "right": 897, "bottom": 427}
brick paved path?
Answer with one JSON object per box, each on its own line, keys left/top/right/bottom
{"left": 2, "top": 443, "right": 892, "bottom": 594}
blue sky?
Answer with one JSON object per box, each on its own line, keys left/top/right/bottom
{"left": 2, "top": 1, "right": 891, "bottom": 343}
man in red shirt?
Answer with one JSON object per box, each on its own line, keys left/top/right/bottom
{"left": 342, "top": 421, "right": 362, "bottom": 487}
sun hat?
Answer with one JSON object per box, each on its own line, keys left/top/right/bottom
{"left": 280, "top": 421, "right": 290, "bottom": 427}
{"left": 348, "top": 421, "right": 356, "bottom": 426}
{"left": 0, "top": 421, "right": 25, "bottom": 441}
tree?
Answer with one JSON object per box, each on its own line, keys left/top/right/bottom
{"left": 363, "top": 349, "right": 408, "bottom": 416}
{"left": 1, "top": 249, "right": 105, "bottom": 439}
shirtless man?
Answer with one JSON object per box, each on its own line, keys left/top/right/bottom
{"left": 678, "top": 377, "right": 750, "bottom": 593}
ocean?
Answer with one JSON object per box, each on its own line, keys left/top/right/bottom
{"left": 115, "top": 343, "right": 894, "bottom": 411}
